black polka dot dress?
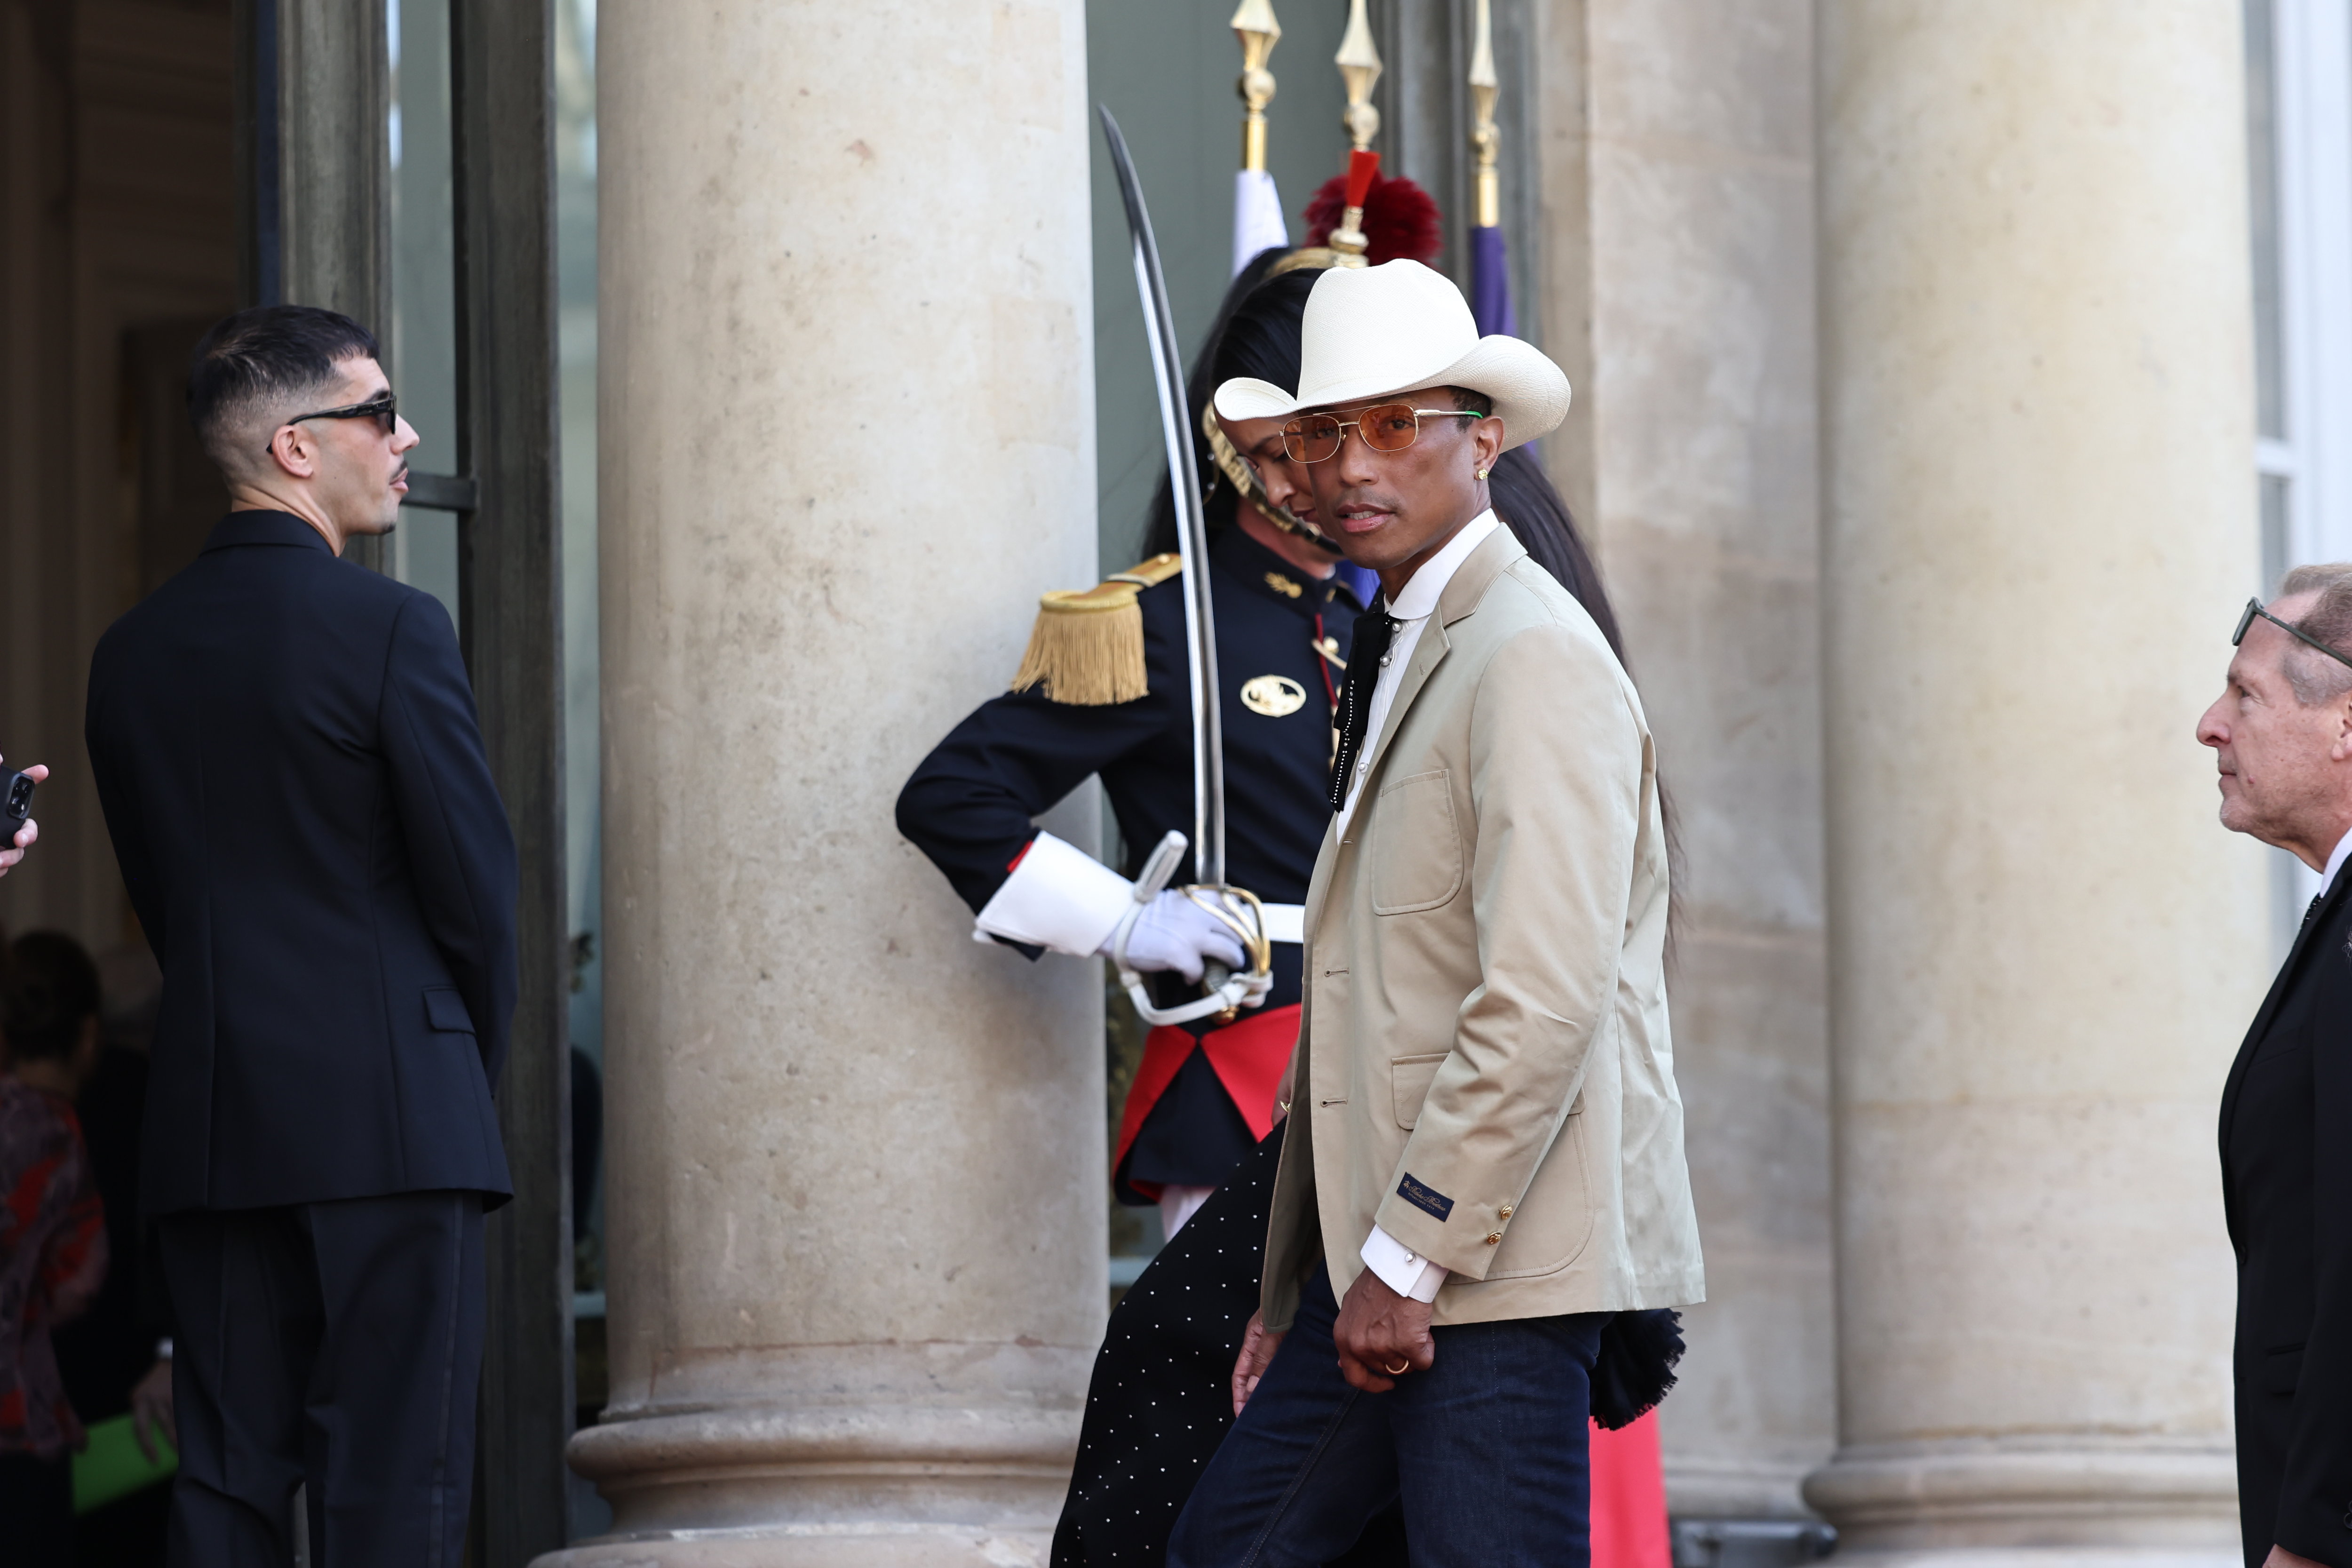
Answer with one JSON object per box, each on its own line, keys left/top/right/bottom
{"left": 1050, "top": 1122, "right": 1409, "bottom": 1567}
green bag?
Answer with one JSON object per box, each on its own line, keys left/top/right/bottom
{"left": 71, "top": 1412, "right": 177, "bottom": 1515}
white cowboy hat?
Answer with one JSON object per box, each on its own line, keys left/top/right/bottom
{"left": 1212, "top": 259, "right": 1570, "bottom": 451}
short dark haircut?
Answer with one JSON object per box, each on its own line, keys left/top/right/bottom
{"left": 186, "top": 305, "right": 380, "bottom": 469}
{"left": 1447, "top": 385, "right": 1493, "bottom": 418}
{"left": 2, "top": 930, "right": 101, "bottom": 1064}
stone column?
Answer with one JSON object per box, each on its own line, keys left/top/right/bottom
{"left": 1806, "top": 3, "right": 2265, "bottom": 1560}
{"left": 1535, "top": 0, "right": 1835, "bottom": 1520}
{"left": 543, "top": 3, "right": 1103, "bottom": 1564}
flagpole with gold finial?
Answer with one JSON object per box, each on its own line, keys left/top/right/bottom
{"left": 1465, "top": 0, "right": 1515, "bottom": 333}
{"left": 1328, "top": 0, "right": 1383, "bottom": 262}
{"left": 1469, "top": 0, "right": 1500, "bottom": 230}
{"left": 1229, "top": 0, "right": 1292, "bottom": 272}
{"left": 1234, "top": 0, "right": 1279, "bottom": 174}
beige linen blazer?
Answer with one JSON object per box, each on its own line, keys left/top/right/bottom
{"left": 1261, "top": 526, "right": 1704, "bottom": 1331}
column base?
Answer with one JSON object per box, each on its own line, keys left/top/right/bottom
{"left": 533, "top": 1524, "right": 1052, "bottom": 1568}
{"left": 530, "top": 1404, "right": 1078, "bottom": 1568}
{"left": 1802, "top": 1441, "right": 2237, "bottom": 1562}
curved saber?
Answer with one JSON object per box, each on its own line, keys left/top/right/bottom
{"left": 1098, "top": 106, "right": 1225, "bottom": 888}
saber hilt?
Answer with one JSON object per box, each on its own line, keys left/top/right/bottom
{"left": 1111, "top": 830, "right": 1274, "bottom": 1027}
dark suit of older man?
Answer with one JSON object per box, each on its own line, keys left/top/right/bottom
{"left": 2221, "top": 861, "right": 2352, "bottom": 1568}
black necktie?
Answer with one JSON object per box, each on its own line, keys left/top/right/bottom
{"left": 1329, "top": 608, "right": 1400, "bottom": 812}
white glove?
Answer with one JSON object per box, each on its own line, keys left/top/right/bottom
{"left": 1103, "top": 890, "right": 1247, "bottom": 983}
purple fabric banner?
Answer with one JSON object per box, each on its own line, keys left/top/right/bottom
{"left": 1470, "top": 223, "right": 1516, "bottom": 337}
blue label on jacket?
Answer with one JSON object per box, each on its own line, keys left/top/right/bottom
{"left": 1397, "top": 1173, "right": 1454, "bottom": 1222}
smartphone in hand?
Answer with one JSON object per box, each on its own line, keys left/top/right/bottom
{"left": 0, "top": 769, "right": 35, "bottom": 850}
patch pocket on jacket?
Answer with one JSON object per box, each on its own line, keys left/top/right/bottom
{"left": 1390, "top": 1053, "right": 1450, "bottom": 1129}
{"left": 423, "top": 987, "right": 476, "bottom": 1034}
{"left": 2263, "top": 1343, "right": 2304, "bottom": 1396}
{"left": 1370, "top": 770, "right": 1462, "bottom": 914}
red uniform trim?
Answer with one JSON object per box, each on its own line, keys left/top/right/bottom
{"left": 1112, "top": 1003, "right": 1302, "bottom": 1198}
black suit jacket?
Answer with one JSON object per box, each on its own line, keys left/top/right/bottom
{"left": 2222, "top": 860, "right": 2352, "bottom": 1568}
{"left": 86, "top": 510, "right": 517, "bottom": 1215}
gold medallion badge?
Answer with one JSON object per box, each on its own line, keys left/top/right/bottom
{"left": 1240, "top": 674, "right": 1308, "bottom": 717}
{"left": 1263, "top": 572, "right": 1303, "bottom": 599}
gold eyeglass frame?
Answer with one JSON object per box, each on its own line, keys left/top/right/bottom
{"left": 1280, "top": 404, "right": 1483, "bottom": 464}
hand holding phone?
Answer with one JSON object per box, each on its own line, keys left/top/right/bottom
{"left": 0, "top": 760, "right": 45, "bottom": 870}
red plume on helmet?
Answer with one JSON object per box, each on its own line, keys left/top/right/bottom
{"left": 1302, "top": 170, "right": 1444, "bottom": 266}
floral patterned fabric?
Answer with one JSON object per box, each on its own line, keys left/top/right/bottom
{"left": 0, "top": 1078, "right": 107, "bottom": 1457}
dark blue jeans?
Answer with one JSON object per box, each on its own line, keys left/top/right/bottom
{"left": 1168, "top": 1262, "right": 1606, "bottom": 1568}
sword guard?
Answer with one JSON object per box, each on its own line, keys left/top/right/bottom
{"left": 1110, "top": 833, "right": 1277, "bottom": 1027}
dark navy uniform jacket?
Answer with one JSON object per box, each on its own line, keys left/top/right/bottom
{"left": 86, "top": 510, "right": 518, "bottom": 1216}
{"left": 897, "top": 525, "right": 1361, "bottom": 1196}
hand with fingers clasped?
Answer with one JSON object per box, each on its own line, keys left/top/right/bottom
{"left": 1232, "top": 1309, "right": 1285, "bottom": 1416}
{"left": 1333, "top": 1266, "right": 1435, "bottom": 1393}
{"left": 1101, "top": 889, "right": 1247, "bottom": 984}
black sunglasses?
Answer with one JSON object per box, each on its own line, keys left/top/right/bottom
{"left": 264, "top": 393, "right": 398, "bottom": 453}
{"left": 2234, "top": 597, "right": 2352, "bottom": 671}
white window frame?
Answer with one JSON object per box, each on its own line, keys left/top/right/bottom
{"left": 2260, "top": 0, "right": 2352, "bottom": 574}
{"left": 2252, "top": 0, "right": 2352, "bottom": 924}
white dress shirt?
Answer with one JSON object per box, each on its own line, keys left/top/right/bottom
{"left": 1340, "top": 509, "right": 1502, "bottom": 1305}
{"left": 2326, "top": 827, "right": 2352, "bottom": 893}
{"left": 1335, "top": 511, "right": 1500, "bottom": 841}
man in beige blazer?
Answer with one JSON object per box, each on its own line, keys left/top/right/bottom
{"left": 1169, "top": 261, "right": 1703, "bottom": 1566}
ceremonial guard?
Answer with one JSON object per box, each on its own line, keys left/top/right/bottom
{"left": 897, "top": 248, "right": 1377, "bottom": 1239}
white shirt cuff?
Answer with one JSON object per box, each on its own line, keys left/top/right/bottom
{"left": 971, "top": 830, "right": 1134, "bottom": 956}
{"left": 1361, "top": 1224, "right": 1446, "bottom": 1303}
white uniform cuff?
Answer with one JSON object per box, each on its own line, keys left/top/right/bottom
{"left": 972, "top": 830, "right": 1134, "bottom": 956}
{"left": 1361, "top": 1224, "right": 1446, "bottom": 1303}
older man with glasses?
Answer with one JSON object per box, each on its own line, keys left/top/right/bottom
{"left": 2201, "top": 565, "right": 2352, "bottom": 1568}
{"left": 84, "top": 304, "right": 516, "bottom": 1566}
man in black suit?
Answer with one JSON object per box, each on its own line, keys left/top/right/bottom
{"left": 2202, "top": 565, "right": 2352, "bottom": 1568}
{"left": 84, "top": 305, "right": 517, "bottom": 1567}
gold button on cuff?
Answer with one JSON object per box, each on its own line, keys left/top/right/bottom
{"left": 1485, "top": 1232, "right": 1502, "bottom": 1245}
{"left": 1498, "top": 1205, "right": 1513, "bottom": 1219}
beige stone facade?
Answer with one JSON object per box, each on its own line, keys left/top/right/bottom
{"left": 550, "top": 0, "right": 2267, "bottom": 1561}
{"left": 0, "top": 1, "right": 2279, "bottom": 1564}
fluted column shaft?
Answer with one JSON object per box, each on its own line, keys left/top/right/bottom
{"left": 544, "top": 3, "right": 1103, "bottom": 1563}
{"left": 1808, "top": 2, "right": 2265, "bottom": 1558}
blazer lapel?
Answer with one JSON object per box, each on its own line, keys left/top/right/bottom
{"left": 1338, "top": 528, "right": 1528, "bottom": 847}
{"left": 2220, "top": 863, "right": 2352, "bottom": 1177}
{"left": 1341, "top": 619, "right": 1449, "bottom": 844}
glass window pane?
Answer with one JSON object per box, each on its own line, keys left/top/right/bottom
{"left": 557, "top": 0, "right": 603, "bottom": 1232}
{"left": 2248, "top": 0, "right": 2287, "bottom": 442}
{"left": 2263, "top": 470, "right": 2290, "bottom": 593}
{"left": 389, "top": 0, "right": 461, "bottom": 629}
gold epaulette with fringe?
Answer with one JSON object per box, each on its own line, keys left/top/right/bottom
{"left": 1009, "top": 553, "right": 1181, "bottom": 705}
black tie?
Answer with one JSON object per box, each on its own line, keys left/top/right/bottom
{"left": 1329, "top": 608, "right": 1400, "bottom": 812}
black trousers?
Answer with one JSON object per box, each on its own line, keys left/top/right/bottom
{"left": 159, "top": 1192, "right": 485, "bottom": 1568}
{"left": 0, "top": 1450, "right": 74, "bottom": 1566}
